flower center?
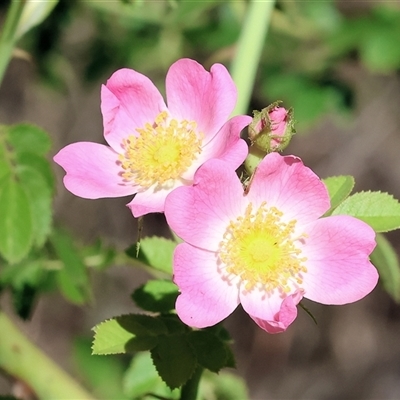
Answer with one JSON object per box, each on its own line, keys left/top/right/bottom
{"left": 219, "top": 203, "right": 307, "bottom": 294}
{"left": 119, "top": 111, "right": 203, "bottom": 189}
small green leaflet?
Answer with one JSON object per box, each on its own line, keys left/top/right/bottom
{"left": 51, "top": 229, "right": 91, "bottom": 305}
{"left": 132, "top": 279, "right": 179, "bottom": 313}
{"left": 0, "top": 177, "right": 33, "bottom": 263}
{"left": 17, "top": 165, "right": 52, "bottom": 247}
{"left": 370, "top": 234, "right": 400, "bottom": 303}
{"left": 92, "top": 318, "right": 137, "bottom": 355}
{"left": 151, "top": 334, "right": 197, "bottom": 390}
{"left": 7, "top": 124, "right": 52, "bottom": 156}
{"left": 322, "top": 175, "right": 354, "bottom": 215}
{"left": 332, "top": 191, "right": 400, "bottom": 232}
{"left": 92, "top": 314, "right": 167, "bottom": 355}
{"left": 126, "top": 236, "right": 176, "bottom": 275}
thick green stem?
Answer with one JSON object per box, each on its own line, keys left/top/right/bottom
{"left": 0, "top": 0, "right": 26, "bottom": 86}
{"left": 230, "top": 0, "right": 276, "bottom": 116}
{"left": 180, "top": 366, "right": 203, "bottom": 400}
{"left": 0, "top": 311, "right": 97, "bottom": 400}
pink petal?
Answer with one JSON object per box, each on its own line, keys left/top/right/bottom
{"left": 53, "top": 142, "right": 138, "bottom": 198}
{"left": 165, "top": 159, "right": 246, "bottom": 251}
{"left": 166, "top": 59, "right": 237, "bottom": 142}
{"left": 174, "top": 243, "right": 239, "bottom": 328}
{"left": 301, "top": 215, "right": 378, "bottom": 304}
{"left": 101, "top": 68, "right": 167, "bottom": 151}
{"left": 246, "top": 153, "right": 330, "bottom": 226}
{"left": 181, "top": 115, "right": 251, "bottom": 181}
{"left": 127, "top": 180, "right": 182, "bottom": 217}
{"left": 240, "top": 287, "right": 303, "bottom": 334}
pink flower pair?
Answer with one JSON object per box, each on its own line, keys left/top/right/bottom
{"left": 54, "top": 58, "right": 378, "bottom": 334}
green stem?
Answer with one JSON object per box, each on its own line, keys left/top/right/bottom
{"left": 0, "top": 311, "right": 97, "bottom": 400}
{"left": 0, "top": 0, "right": 26, "bottom": 86}
{"left": 230, "top": 0, "right": 276, "bottom": 116}
{"left": 180, "top": 366, "right": 203, "bottom": 400}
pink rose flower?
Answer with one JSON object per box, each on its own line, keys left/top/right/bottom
{"left": 165, "top": 153, "right": 378, "bottom": 334}
{"left": 53, "top": 59, "right": 251, "bottom": 217}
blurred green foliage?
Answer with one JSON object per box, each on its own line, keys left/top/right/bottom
{"left": 13, "top": 0, "right": 400, "bottom": 129}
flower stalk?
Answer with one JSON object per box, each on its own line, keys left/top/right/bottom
{"left": 230, "top": 0, "right": 276, "bottom": 115}
{"left": 0, "top": 0, "right": 26, "bottom": 86}
{"left": 180, "top": 366, "right": 203, "bottom": 400}
{"left": 0, "top": 311, "right": 96, "bottom": 400}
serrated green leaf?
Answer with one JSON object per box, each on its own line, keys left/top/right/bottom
{"left": 116, "top": 314, "right": 168, "bottom": 337}
{"left": 188, "top": 331, "right": 228, "bottom": 373}
{"left": 7, "top": 124, "right": 52, "bottom": 156}
{"left": 51, "top": 229, "right": 90, "bottom": 304}
{"left": 125, "top": 336, "right": 159, "bottom": 353}
{"left": 92, "top": 318, "right": 136, "bottom": 355}
{"left": 0, "top": 177, "right": 33, "bottom": 263}
{"left": 17, "top": 165, "right": 52, "bottom": 247}
{"left": 370, "top": 234, "right": 400, "bottom": 303}
{"left": 132, "top": 279, "right": 178, "bottom": 313}
{"left": 157, "top": 314, "right": 189, "bottom": 335}
{"left": 151, "top": 334, "right": 197, "bottom": 389}
{"left": 15, "top": 152, "right": 55, "bottom": 193}
{"left": 332, "top": 191, "right": 400, "bottom": 232}
{"left": 323, "top": 175, "right": 355, "bottom": 215}
{"left": 123, "top": 352, "right": 180, "bottom": 399}
{"left": 92, "top": 314, "right": 165, "bottom": 355}
{"left": 127, "top": 236, "right": 176, "bottom": 275}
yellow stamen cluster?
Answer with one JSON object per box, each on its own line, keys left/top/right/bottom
{"left": 218, "top": 202, "right": 307, "bottom": 294}
{"left": 118, "top": 111, "right": 203, "bottom": 189}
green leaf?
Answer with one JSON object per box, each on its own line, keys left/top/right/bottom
{"left": 17, "top": 165, "right": 52, "bottom": 247}
{"left": 132, "top": 279, "right": 179, "bottom": 313}
{"left": 116, "top": 314, "right": 168, "bottom": 336}
{"left": 200, "top": 370, "right": 249, "bottom": 400}
{"left": 127, "top": 236, "right": 176, "bottom": 275}
{"left": 0, "top": 139, "right": 11, "bottom": 182}
{"left": 92, "top": 314, "right": 167, "bottom": 355}
{"left": 332, "top": 191, "right": 400, "bottom": 232}
{"left": 323, "top": 175, "right": 355, "bottom": 214}
{"left": 370, "top": 234, "right": 400, "bottom": 303}
{"left": 151, "top": 334, "right": 197, "bottom": 389}
{"left": 157, "top": 314, "right": 189, "bottom": 335}
{"left": 92, "top": 318, "right": 136, "bottom": 355}
{"left": 123, "top": 352, "right": 179, "bottom": 399}
{"left": 7, "top": 124, "right": 52, "bottom": 156}
{"left": 0, "top": 259, "right": 44, "bottom": 288}
{"left": 0, "top": 177, "right": 33, "bottom": 263}
{"left": 15, "top": 152, "right": 55, "bottom": 193}
{"left": 51, "top": 229, "right": 90, "bottom": 304}
{"left": 73, "top": 337, "right": 128, "bottom": 400}
{"left": 187, "top": 331, "right": 228, "bottom": 373}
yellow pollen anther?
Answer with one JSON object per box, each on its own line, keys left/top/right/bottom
{"left": 219, "top": 202, "right": 307, "bottom": 294}
{"left": 118, "top": 111, "right": 203, "bottom": 189}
